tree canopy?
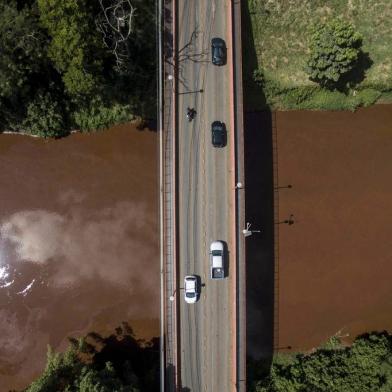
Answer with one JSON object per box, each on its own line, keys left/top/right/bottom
{"left": 0, "top": 0, "right": 156, "bottom": 136}
{"left": 25, "top": 323, "right": 159, "bottom": 392}
{"left": 26, "top": 348, "right": 140, "bottom": 392}
{"left": 306, "top": 19, "right": 363, "bottom": 88}
{"left": 37, "top": 0, "right": 104, "bottom": 96}
{"left": 0, "top": 1, "right": 46, "bottom": 100}
{"left": 249, "top": 332, "right": 392, "bottom": 392}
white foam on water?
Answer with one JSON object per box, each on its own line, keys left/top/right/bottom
{"left": 17, "top": 279, "right": 35, "bottom": 296}
{"left": 0, "top": 264, "right": 15, "bottom": 288}
{"left": 0, "top": 265, "right": 8, "bottom": 280}
{"left": 0, "top": 279, "right": 14, "bottom": 288}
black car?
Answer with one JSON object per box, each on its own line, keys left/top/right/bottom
{"left": 211, "top": 38, "right": 227, "bottom": 66}
{"left": 211, "top": 121, "right": 226, "bottom": 147}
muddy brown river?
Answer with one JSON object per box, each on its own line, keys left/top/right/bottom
{"left": 3, "top": 104, "right": 392, "bottom": 387}
{"left": 245, "top": 104, "right": 392, "bottom": 359}
{"left": 276, "top": 104, "right": 392, "bottom": 352}
{"left": 0, "top": 124, "right": 159, "bottom": 391}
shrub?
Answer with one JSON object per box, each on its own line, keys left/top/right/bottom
{"left": 301, "top": 89, "right": 358, "bottom": 111}
{"left": 306, "top": 19, "right": 363, "bottom": 88}
{"left": 23, "top": 92, "right": 67, "bottom": 138}
{"left": 253, "top": 69, "right": 265, "bottom": 87}
{"left": 356, "top": 88, "right": 381, "bottom": 107}
{"left": 279, "top": 87, "right": 318, "bottom": 108}
{"left": 26, "top": 347, "right": 140, "bottom": 392}
{"left": 249, "top": 332, "right": 392, "bottom": 392}
{"left": 72, "top": 97, "right": 134, "bottom": 132}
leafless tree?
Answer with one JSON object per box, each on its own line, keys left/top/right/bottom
{"left": 96, "top": 0, "right": 137, "bottom": 72}
{"left": 175, "top": 28, "right": 209, "bottom": 90}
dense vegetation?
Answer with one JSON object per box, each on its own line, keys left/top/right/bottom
{"left": 306, "top": 19, "right": 363, "bottom": 88}
{"left": 23, "top": 323, "right": 159, "bottom": 392}
{"left": 0, "top": 0, "right": 155, "bottom": 137}
{"left": 248, "top": 332, "right": 392, "bottom": 392}
{"left": 244, "top": 0, "right": 392, "bottom": 110}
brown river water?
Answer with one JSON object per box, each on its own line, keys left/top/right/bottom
{"left": 276, "top": 104, "right": 392, "bottom": 352}
{"left": 246, "top": 104, "right": 392, "bottom": 359}
{"left": 0, "top": 124, "right": 159, "bottom": 391}
{"left": 2, "top": 104, "right": 391, "bottom": 386}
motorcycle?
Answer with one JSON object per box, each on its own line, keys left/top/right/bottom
{"left": 186, "top": 107, "right": 196, "bottom": 122}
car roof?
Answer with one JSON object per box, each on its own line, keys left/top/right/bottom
{"left": 185, "top": 279, "right": 196, "bottom": 291}
{"left": 212, "top": 121, "right": 224, "bottom": 129}
{"left": 212, "top": 37, "right": 225, "bottom": 46}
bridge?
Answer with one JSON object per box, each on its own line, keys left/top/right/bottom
{"left": 158, "top": 0, "right": 246, "bottom": 390}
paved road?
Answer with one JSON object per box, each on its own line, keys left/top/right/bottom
{"left": 177, "top": 1, "right": 234, "bottom": 390}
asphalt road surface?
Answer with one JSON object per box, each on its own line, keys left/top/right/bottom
{"left": 177, "top": 1, "right": 233, "bottom": 391}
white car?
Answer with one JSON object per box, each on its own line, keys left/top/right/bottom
{"left": 184, "top": 275, "right": 199, "bottom": 304}
{"left": 210, "top": 240, "right": 225, "bottom": 279}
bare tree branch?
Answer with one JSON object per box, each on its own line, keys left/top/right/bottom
{"left": 96, "top": 0, "right": 137, "bottom": 72}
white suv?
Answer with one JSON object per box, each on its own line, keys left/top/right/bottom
{"left": 184, "top": 275, "right": 199, "bottom": 304}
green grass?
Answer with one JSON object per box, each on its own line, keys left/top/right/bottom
{"left": 244, "top": 0, "right": 392, "bottom": 110}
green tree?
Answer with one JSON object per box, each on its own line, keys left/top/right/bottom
{"left": 26, "top": 347, "right": 82, "bottom": 392}
{"left": 37, "top": 0, "right": 104, "bottom": 96}
{"left": 26, "top": 347, "right": 140, "bottom": 392}
{"left": 249, "top": 333, "right": 392, "bottom": 392}
{"left": 78, "top": 362, "right": 139, "bottom": 392}
{"left": 0, "top": 1, "right": 46, "bottom": 99}
{"left": 25, "top": 325, "right": 159, "bottom": 391}
{"left": 22, "top": 92, "right": 67, "bottom": 138}
{"left": 306, "top": 19, "right": 363, "bottom": 88}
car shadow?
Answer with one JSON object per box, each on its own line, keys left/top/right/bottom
{"left": 195, "top": 274, "right": 203, "bottom": 300}
{"left": 223, "top": 240, "right": 230, "bottom": 278}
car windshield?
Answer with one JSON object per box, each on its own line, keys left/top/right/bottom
{"left": 186, "top": 293, "right": 195, "bottom": 298}
{"left": 212, "top": 250, "right": 222, "bottom": 256}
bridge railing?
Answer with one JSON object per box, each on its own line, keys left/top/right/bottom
{"left": 160, "top": 0, "right": 179, "bottom": 390}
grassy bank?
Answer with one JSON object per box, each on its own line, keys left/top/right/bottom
{"left": 244, "top": 0, "right": 392, "bottom": 110}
